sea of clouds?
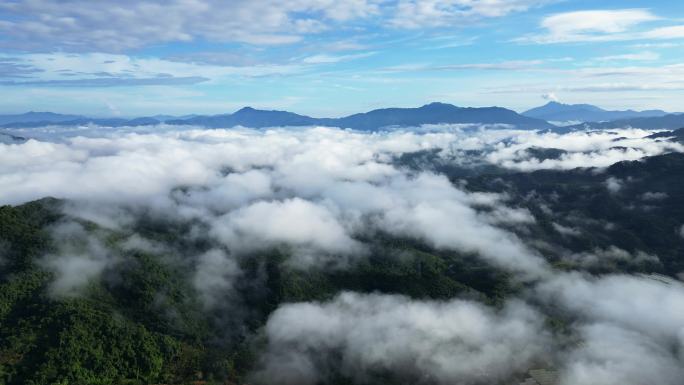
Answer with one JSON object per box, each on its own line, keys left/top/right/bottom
{"left": 2, "top": 123, "right": 684, "bottom": 385}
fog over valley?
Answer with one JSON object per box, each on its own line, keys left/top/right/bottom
{"left": 2, "top": 120, "right": 684, "bottom": 384}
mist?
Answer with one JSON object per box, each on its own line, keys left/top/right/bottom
{"left": 2, "top": 123, "right": 683, "bottom": 384}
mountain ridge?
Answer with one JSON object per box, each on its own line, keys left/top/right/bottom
{"left": 0, "top": 111, "right": 85, "bottom": 125}
{"left": 167, "top": 102, "right": 554, "bottom": 130}
{"left": 554, "top": 113, "right": 684, "bottom": 133}
{"left": 2, "top": 103, "right": 554, "bottom": 131}
{"left": 523, "top": 101, "right": 669, "bottom": 123}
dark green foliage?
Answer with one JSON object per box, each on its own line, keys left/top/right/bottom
{"left": 103, "top": 251, "right": 208, "bottom": 341}
{"left": 0, "top": 198, "right": 60, "bottom": 272}
{"left": 0, "top": 203, "right": 213, "bottom": 385}
{"left": 465, "top": 152, "right": 684, "bottom": 275}
{"left": 1, "top": 299, "right": 179, "bottom": 385}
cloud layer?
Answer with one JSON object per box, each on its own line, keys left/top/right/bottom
{"left": 3, "top": 123, "right": 684, "bottom": 384}
{"left": 253, "top": 292, "right": 550, "bottom": 385}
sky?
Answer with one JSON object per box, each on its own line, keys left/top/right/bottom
{"left": 1, "top": 0, "right": 684, "bottom": 117}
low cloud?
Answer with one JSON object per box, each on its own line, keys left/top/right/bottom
{"left": 565, "top": 246, "right": 659, "bottom": 269}
{"left": 252, "top": 292, "right": 551, "bottom": 385}
{"left": 2, "top": 125, "right": 682, "bottom": 273}
{"left": 537, "top": 273, "right": 684, "bottom": 385}
{"left": 3, "top": 122, "right": 684, "bottom": 383}
{"left": 211, "top": 198, "right": 365, "bottom": 269}
{"left": 3, "top": 126, "right": 551, "bottom": 275}
{"left": 40, "top": 221, "right": 117, "bottom": 296}
{"left": 605, "top": 177, "right": 623, "bottom": 194}
{"left": 193, "top": 249, "right": 242, "bottom": 308}
{"left": 561, "top": 323, "right": 684, "bottom": 385}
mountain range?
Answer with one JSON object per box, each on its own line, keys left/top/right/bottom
{"left": 0, "top": 111, "right": 84, "bottom": 125}
{"left": 523, "top": 101, "right": 670, "bottom": 123}
{"left": 0, "top": 103, "right": 554, "bottom": 130}
{"left": 168, "top": 103, "right": 556, "bottom": 130}
{"left": 555, "top": 113, "right": 684, "bottom": 133}
{"left": 3, "top": 102, "right": 682, "bottom": 132}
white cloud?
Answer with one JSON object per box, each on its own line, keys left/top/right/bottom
{"left": 211, "top": 198, "right": 365, "bottom": 268}
{"left": 300, "top": 52, "right": 375, "bottom": 64}
{"left": 542, "top": 9, "right": 657, "bottom": 36}
{"left": 193, "top": 249, "right": 242, "bottom": 308}
{"left": 597, "top": 51, "right": 660, "bottom": 62}
{"left": 538, "top": 273, "right": 684, "bottom": 385}
{"left": 520, "top": 9, "right": 684, "bottom": 44}
{"left": 487, "top": 63, "right": 684, "bottom": 103}
{"left": 561, "top": 323, "right": 684, "bottom": 385}
{"left": 3, "top": 124, "right": 683, "bottom": 274}
{"left": 542, "top": 92, "right": 559, "bottom": 101}
{"left": 40, "top": 221, "right": 117, "bottom": 297}
{"left": 605, "top": 177, "right": 623, "bottom": 194}
{"left": 643, "top": 25, "right": 684, "bottom": 40}
{"left": 252, "top": 292, "right": 550, "bottom": 385}
{"left": 484, "top": 128, "right": 684, "bottom": 171}
{"left": 0, "top": 126, "right": 559, "bottom": 274}
{"left": 0, "top": 52, "right": 306, "bottom": 86}
{"left": 0, "top": 0, "right": 381, "bottom": 51}
{"left": 565, "top": 246, "right": 659, "bottom": 268}
{"left": 641, "top": 191, "right": 668, "bottom": 201}
{"left": 390, "top": 0, "right": 548, "bottom": 29}
{"left": 5, "top": 122, "right": 684, "bottom": 383}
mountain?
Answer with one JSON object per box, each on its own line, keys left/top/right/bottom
{"left": 5, "top": 103, "right": 681, "bottom": 131}
{"left": 168, "top": 106, "right": 318, "bottom": 128}
{"left": 325, "top": 102, "right": 553, "bottom": 130}
{"left": 0, "top": 131, "right": 27, "bottom": 144}
{"left": 523, "top": 101, "right": 669, "bottom": 124}
{"left": 647, "top": 127, "right": 684, "bottom": 143}
{"left": 556, "top": 113, "right": 684, "bottom": 133}
{"left": 460, "top": 150, "right": 684, "bottom": 276}
{"left": 2, "top": 117, "right": 162, "bottom": 128}
{"left": 150, "top": 114, "right": 198, "bottom": 122}
{"left": 169, "top": 103, "right": 554, "bottom": 130}
{"left": 0, "top": 111, "right": 84, "bottom": 125}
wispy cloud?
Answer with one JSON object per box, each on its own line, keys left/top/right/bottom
{"left": 0, "top": 76, "right": 209, "bottom": 87}
{"left": 518, "top": 9, "right": 684, "bottom": 44}
{"left": 300, "top": 52, "right": 376, "bottom": 64}
{"left": 380, "top": 59, "right": 549, "bottom": 73}
{"left": 596, "top": 51, "right": 661, "bottom": 62}
{"left": 0, "top": 0, "right": 381, "bottom": 51}
{"left": 390, "top": 0, "right": 550, "bottom": 29}
{"left": 0, "top": 52, "right": 309, "bottom": 87}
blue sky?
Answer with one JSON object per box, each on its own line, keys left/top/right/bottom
{"left": 1, "top": 0, "right": 684, "bottom": 116}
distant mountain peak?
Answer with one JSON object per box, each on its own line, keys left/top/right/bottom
{"left": 0, "top": 111, "right": 85, "bottom": 126}
{"left": 169, "top": 102, "right": 552, "bottom": 130}
{"left": 524, "top": 102, "right": 668, "bottom": 124}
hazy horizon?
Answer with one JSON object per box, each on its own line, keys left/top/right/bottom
{"left": 0, "top": 99, "right": 679, "bottom": 119}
